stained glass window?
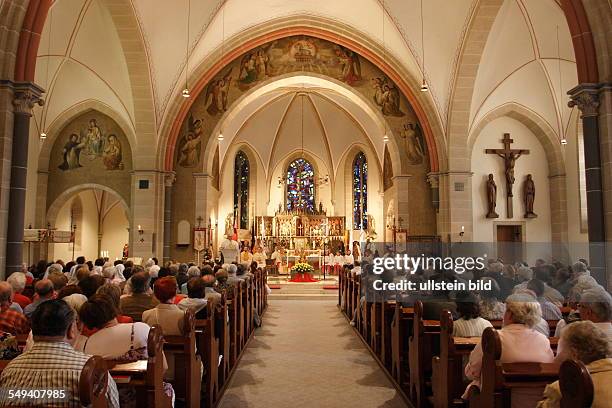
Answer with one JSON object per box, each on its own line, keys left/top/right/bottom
{"left": 353, "top": 152, "right": 368, "bottom": 230}
{"left": 234, "top": 151, "right": 249, "bottom": 229}
{"left": 286, "top": 158, "right": 315, "bottom": 212}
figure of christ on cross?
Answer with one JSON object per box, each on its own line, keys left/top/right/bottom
{"left": 485, "top": 133, "right": 529, "bottom": 218}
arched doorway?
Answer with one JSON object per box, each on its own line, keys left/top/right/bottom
{"left": 47, "top": 187, "right": 129, "bottom": 262}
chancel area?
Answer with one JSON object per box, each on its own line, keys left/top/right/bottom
{"left": 0, "top": 0, "right": 610, "bottom": 407}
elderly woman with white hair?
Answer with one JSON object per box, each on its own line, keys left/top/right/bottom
{"left": 538, "top": 321, "right": 612, "bottom": 408}
{"left": 180, "top": 265, "right": 201, "bottom": 294}
{"left": 554, "top": 288, "right": 612, "bottom": 349}
{"left": 6, "top": 272, "right": 31, "bottom": 309}
{"left": 463, "top": 293, "right": 554, "bottom": 407}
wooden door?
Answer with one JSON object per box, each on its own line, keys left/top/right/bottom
{"left": 496, "top": 225, "right": 522, "bottom": 264}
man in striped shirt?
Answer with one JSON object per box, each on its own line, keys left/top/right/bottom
{"left": 0, "top": 299, "right": 119, "bottom": 407}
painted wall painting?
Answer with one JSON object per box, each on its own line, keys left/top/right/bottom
{"left": 400, "top": 122, "right": 426, "bottom": 165}
{"left": 58, "top": 118, "right": 123, "bottom": 171}
{"left": 177, "top": 114, "right": 204, "bottom": 168}
{"left": 372, "top": 77, "right": 404, "bottom": 117}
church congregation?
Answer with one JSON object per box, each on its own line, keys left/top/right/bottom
{"left": 0, "top": 0, "right": 611, "bottom": 406}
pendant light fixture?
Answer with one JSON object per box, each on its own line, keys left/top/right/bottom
{"left": 218, "top": 6, "right": 225, "bottom": 141}
{"left": 382, "top": 0, "right": 389, "bottom": 143}
{"left": 182, "top": 0, "right": 191, "bottom": 98}
{"left": 420, "top": 0, "right": 428, "bottom": 92}
{"left": 40, "top": 8, "right": 52, "bottom": 139}
{"left": 556, "top": 25, "right": 567, "bottom": 145}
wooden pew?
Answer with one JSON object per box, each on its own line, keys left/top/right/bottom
{"left": 409, "top": 300, "right": 441, "bottom": 408}
{"left": 216, "top": 295, "right": 231, "bottom": 389}
{"left": 227, "top": 282, "right": 240, "bottom": 368}
{"left": 163, "top": 309, "right": 201, "bottom": 408}
{"left": 431, "top": 310, "right": 475, "bottom": 408}
{"left": 380, "top": 300, "right": 397, "bottom": 370}
{"left": 0, "top": 355, "right": 110, "bottom": 408}
{"left": 391, "top": 303, "right": 414, "bottom": 385}
{"left": 368, "top": 294, "right": 382, "bottom": 356}
{"left": 466, "top": 327, "right": 559, "bottom": 408}
{"left": 79, "top": 355, "right": 110, "bottom": 408}
{"left": 195, "top": 302, "right": 222, "bottom": 408}
{"left": 237, "top": 280, "right": 247, "bottom": 351}
{"left": 559, "top": 359, "right": 594, "bottom": 408}
{"left": 108, "top": 325, "right": 172, "bottom": 408}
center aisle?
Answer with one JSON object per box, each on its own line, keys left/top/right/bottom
{"left": 217, "top": 299, "right": 410, "bottom": 408}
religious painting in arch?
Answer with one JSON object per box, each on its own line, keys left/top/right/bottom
{"left": 286, "top": 158, "right": 315, "bottom": 213}
{"left": 400, "top": 122, "right": 426, "bottom": 165}
{"left": 48, "top": 111, "right": 133, "bottom": 214}
{"left": 177, "top": 113, "right": 204, "bottom": 168}
{"left": 234, "top": 151, "right": 250, "bottom": 230}
{"left": 353, "top": 152, "right": 368, "bottom": 230}
{"left": 57, "top": 117, "right": 124, "bottom": 172}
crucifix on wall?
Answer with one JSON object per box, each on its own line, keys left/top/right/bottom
{"left": 485, "top": 133, "right": 529, "bottom": 218}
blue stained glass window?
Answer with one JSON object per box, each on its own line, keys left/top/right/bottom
{"left": 234, "top": 151, "right": 249, "bottom": 229}
{"left": 286, "top": 158, "right": 315, "bottom": 212}
{"left": 353, "top": 152, "right": 368, "bottom": 230}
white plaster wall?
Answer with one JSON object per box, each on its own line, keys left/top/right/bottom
{"left": 52, "top": 191, "right": 99, "bottom": 262}
{"left": 100, "top": 204, "right": 129, "bottom": 261}
{"left": 471, "top": 117, "right": 552, "bottom": 243}
{"left": 563, "top": 113, "right": 589, "bottom": 260}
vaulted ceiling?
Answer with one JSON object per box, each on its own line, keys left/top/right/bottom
{"left": 30, "top": 0, "right": 578, "bottom": 166}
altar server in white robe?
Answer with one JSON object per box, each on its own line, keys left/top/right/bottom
{"left": 271, "top": 247, "right": 284, "bottom": 273}
{"left": 324, "top": 251, "right": 334, "bottom": 275}
{"left": 333, "top": 251, "right": 345, "bottom": 275}
{"left": 252, "top": 247, "right": 267, "bottom": 270}
{"left": 344, "top": 250, "right": 354, "bottom": 267}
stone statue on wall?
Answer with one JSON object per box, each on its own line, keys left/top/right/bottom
{"left": 486, "top": 173, "right": 499, "bottom": 218}
{"left": 523, "top": 174, "right": 537, "bottom": 218}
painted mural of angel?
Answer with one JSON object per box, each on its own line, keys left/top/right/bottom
{"left": 401, "top": 122, "right": 425, "bottom": 165}
{"left": 335, "top": 46, "right": 361, "bottom": 85}
{"left": 205, "top": 67, "right": 233, "bottom": 116}
{"left": 372, "top": 77, "right": 404, "bottom": 117}
{"left": 178, "top": 113, "right": 203, "bottom": 167}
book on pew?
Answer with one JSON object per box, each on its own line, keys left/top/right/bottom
{"left": 112, "top": 375, "right": 132, "bottom": 384}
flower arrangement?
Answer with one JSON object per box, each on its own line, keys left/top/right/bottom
{"left": 290, "top": 262, "right": 314, "bottom": 274}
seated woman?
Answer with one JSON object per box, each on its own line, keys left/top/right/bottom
{"left": 75, "top": 294, "right": 173, "bottom": 406}
{"left": 142, "top": 277, "right": 185, "bottom": 336}
{"left": 538, "top": 321, "right": 611, "bottom": 407}
{"left": 75, "top": 294, "right": 150, "bottom": 361}
{"left": 463, "top": 293, "right": 554, "bottom": 408}
{"left": 478, "top": 277, "right": 506, "bottom": 320}
{"left": 452, "top": 291, "right": 492, "bottom": 337}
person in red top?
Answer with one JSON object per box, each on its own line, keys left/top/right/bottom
{"left": 6, "top": 272, "right": 31, "bottom": 310}
{"left": 0, "top": 282, "right": 30, "bottom": 335}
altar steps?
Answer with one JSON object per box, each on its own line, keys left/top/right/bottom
{"left": 268, "top": 281, "right": 339, "bottom": 301}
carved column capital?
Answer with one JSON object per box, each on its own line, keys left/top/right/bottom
{"left": 426, "top": 172, "right": 439, "bottom": 188}
{"left": 164, "top": 171, "right": 176, "bottom": 187}
{"left": 12, "top": 82, "right": 45, "bottom": 116}
{"left": 568, "top": 84, "right": 600, "bottom": 118}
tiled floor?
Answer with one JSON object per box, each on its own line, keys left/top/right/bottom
{"left": 217, "top": 300, "right": 410, "bottom": 408}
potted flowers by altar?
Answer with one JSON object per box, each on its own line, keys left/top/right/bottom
{"left": 289, "top": 262, "right": 317, "bottom": 282}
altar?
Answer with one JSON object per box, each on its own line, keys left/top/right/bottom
{"left": 253, "top": 207, "right": 346, "bottom": 273}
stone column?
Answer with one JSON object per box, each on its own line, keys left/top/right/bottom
{"left": 392, "top": 175, "right": 411, "bottom": 231}
{"left": 162, "top": 172, "right": 175, "bottom": 264}
{"left": 6, "top": 82, "right": 43, "bottom": 274}
{"left": 568, "top": 84, "right": 606, "bottom": 285}
{"left": 437, "top": 171, "right": 474, "bottom": 243}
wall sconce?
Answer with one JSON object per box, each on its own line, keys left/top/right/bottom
{"left": 137, "top": 225, "right": 144, "bottom": 243}
{"left": 459, "top": 225, "right": 465, "bottom": 243}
